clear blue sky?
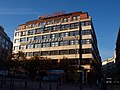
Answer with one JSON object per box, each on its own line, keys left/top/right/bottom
{"left": 0, "top": 0, "right": 119, "bottom": 60}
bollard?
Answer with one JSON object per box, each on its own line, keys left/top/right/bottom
{"left": 4, "top": 78, "right": 6, "bottom": 85}
{"left": 25, "top": 80, "right": 27, "bottom": 90}
{"left": 79, "top": 83, "right": 82, "bottom": 90}
{"left": 0, "top": 79, "right": 3, "bottom": 88}
{"left": 10, "top": 78, "right": 12, "bottom": 87}
{"left": 49, "top": 83, "right": 52, "bottom": 90}
{"left": 39, "top": 81, "right": 41, "bottom": 90}
{"left": 56, "top": 83, "right": 59, "bottom": 90}
{"left": 11, "top": 79, "right": 14, "bottom": 90}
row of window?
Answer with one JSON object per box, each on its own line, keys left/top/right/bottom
{"left": 15, "top": 29, "right": 92, "bottom": 43}
{"left": 1, "top": 43, "right": 9, "bottom": 50}
{"left": 25, "top": 48, "right": 91, "bottom": 57}
{"left": 15, "top": 23, "right": 79, "bottom": 36}
{"left": 0, "top": 35, "right": 9, "bottom": 45}
{"left": 0, "top": 35, "right": 10, "bottom": 50}
{"left": 14, "top": 30, "right": 79, "bottom": 43}
{"left": 19, "top": 16, "right": 80, "bottom": 30}
{"left": 14, "top": 39, "right": 92, "bottom": 51}
{"left": 15, "top": 21, "right": 91, "bottom": 36}
{"left": 14, "top": 40, "right": 79, "bottom": 50}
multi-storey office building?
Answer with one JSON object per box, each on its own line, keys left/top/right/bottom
{"left": 0, "top": 26, "right": 12, "bottom": 64}
{"left": 13, "top": 11, "right": 101, "bottom": 84}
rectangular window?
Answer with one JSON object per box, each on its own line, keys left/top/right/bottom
{"left": 70, "top": 23, "right": 79, "bottom": 29}
{"left": 42, "top": 43, "right": 46, "bottom": 48}
{"left": 34, "top": 36, "right": 41, "bottom": 40}
{"left": 51, "top": 34, "right": 55, "bottom": 39}
{"left": 35, "top": 29, "right": 41, "bottom": 34}
{"left": 34, "top": 52, "right": 40, "bottom": 56}
{"left": 0, "top": 35, "right": 2, "bottom": 40}
{"left": 27, "top": 44, "right": 34, "bottom": 49}
{"left": 41, "top": 51, "right": 49, "bottom": 56}
{"left": 56, "top": 25, "right": 60, "bottom": 30}
{"left": 72, "top": 16, "right": 80, "bottom": 21}
{"left": 45, "top": 27, "right": 51, "bottom": 31}
{"left": 85, "top": 21, "right": 91, "bottom": 26}
{"left": 15, "top": 32, "right": 19, "bottom": 36}
{"left": 2, "top": 44, "right": 5, "bottom": 48}
{"left": 69, "top": 49, "right": 76, "bottom": 54}
{"left": 70, "top": 40, "right": 74, "bottom": 45}
{"left": 81, "top": 22, "right": 84, "bottom": 26}
{"left": 20, "top": 38, "right": 26, "bottom": 42}
{"left": 59, "top": 50, "right": 69, "bottom": 55}
{"left": 6, "top": 41, "right": 9, "bottom": 45}
{"left": 64, "top": 41, "right": 69, "bottom": 46}
{"left": 42, "top": 35, "right": 47, "bottom": 40}
{"left": 52, "top": 26, "right": 59, "bottom": 31}
{"left": 21, "top": 31, "right": 26, "bottom": 36}
{"left": 75, "top": 30, "right": 79, "bottom": 35}
{"left": 54, "top": 20, "right": 61, "bottom": 24}
{"left": 2, "top": 39, "right": 5, "bottom": 43}
{"left": 14, "top": 46, "right": 19, "bottom": 50}
{"left": 51, "top": 42, "right": 59, "bottom": 47}
{"left": 50, "top": 50, "right": 58, "bottom": 55}
{"left": 52, "top": 26, "right": 56, "bottom": 31}
{"left": 70, "top": 40, "right": 79, "bottom": 45}
{"left": 55, "top": 33, "right": 59, "bottom": 38}
{"left": 81, "top": 39, "right": 91, "bottom": 44}
{"left": 70, "top": 31, "right": 74, "bottom": 36}
{"left": 27, "top": 52, "right": 33, "bottom": 57}
{"left": 61, "top": 24, "right": 69, "bottom": 30}
{"left": 80, "top": 21, "right": 91, "bottom": 26}
{"left": 51, "top": 42, "right": 55, "bottom": 47}
{"left": 28, "top": 30, "right": 34, "bottom": 35}
{"left": 82, "top": 49, "right": 92, "bottom": 54}
{"left": 34, "top": 43, "right": 41, "bottom": 48}
{"left": 27, "top": 37, "right": 33, "bottom": 41}
{"left": 14, "top": 39, "right": 19, "bottom": 43}
{"left": 20, "top": 45, "right": 26, "bottom": 50}
{"left": 74, "top": 40, "right": 79, "bottom": 44}
{"left": 6, "top": 46, "right": 8, "bottom": 50}
{"left": 60, "top": 33, "right": 64, "bottom": 37}
{"left": 46, "top": 34, "right": 50, "bottom": 39}
{"left": 42, "top": 43, "right": 50, "bottom": 48}
{"left": 70, "top": 31, "right": 80, "bottom": 36}
{"left": 44, "top": 27, "right": 51, "bottom": 33}
{"left": 64, "top": 32, "right": 69, "bottom": 37}
{"left": 60, "top": 41, "right": 64, "bottom": 46}
{"left": 54, "top": 42, "right": 59, "bottom": 46}
{"left": 63, "top": 18, "right": 69, "bottom": 22}
{"left": 81, "top": 58, "right": 91, "bottom": 65}
{"left": 46, "top": 43, "right": 50, "bottom": 47}
{"left": 81, "top": 30, "right": 91, "bottom": 35}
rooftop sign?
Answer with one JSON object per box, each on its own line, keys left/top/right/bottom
{"left": 39, "top": 11, "right": 65, "bottom": 19}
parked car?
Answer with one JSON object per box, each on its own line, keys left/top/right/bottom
{"left": 113, "top": 78, "right": 119, "bottom": 84}
{"left": 42, "top": 70, "right": 64, "bottom": 82}
{"left": 42, "top": 75, "right": 61, "bottom": 82}
{"left": 106, "top": 78, "right": 112, "bottom": 84}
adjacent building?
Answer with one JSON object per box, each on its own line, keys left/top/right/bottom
{"left": 0, "top": 26, "right": 12, "bottom": 65}
{"left": 116, "top": 29, "right": 120, "bottom": 63}
{"left": 102, "top": 57, "right": 116, "bottom": 77}
{"left": 115, "top": 29, "right": 120, "bottom": 78}
{"left": 13, "top": 11, "right": 101, "bottom": 84}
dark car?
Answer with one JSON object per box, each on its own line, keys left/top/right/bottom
{"left": 113, "top": 78, "right": 119, "bottom": 84}
{"left": 42, "top": 75, "right": 59, "bottom": 82}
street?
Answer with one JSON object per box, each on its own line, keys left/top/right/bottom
{"left": 0, "top": 78, "right": 120, "bottom": 90}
